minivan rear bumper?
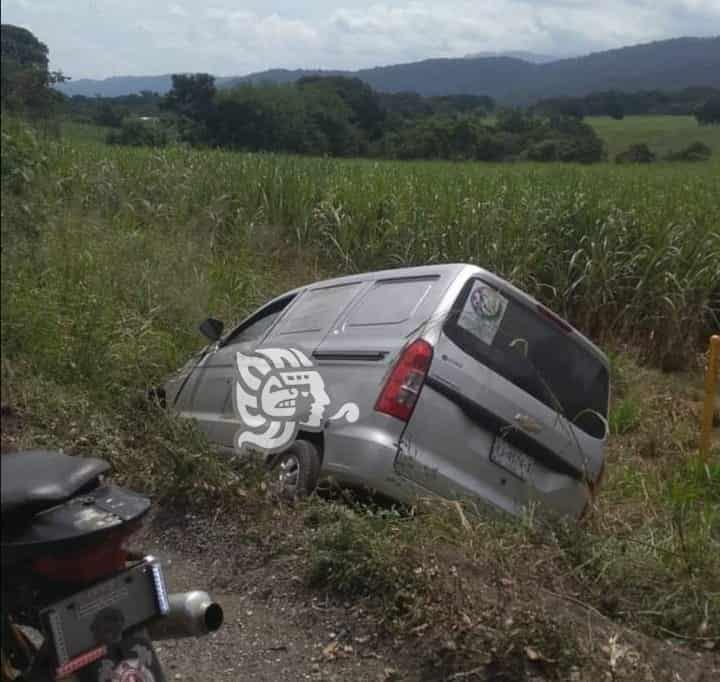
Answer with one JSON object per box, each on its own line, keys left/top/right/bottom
{"left": 321, "top": 418, "right": 427, "bottom": 504}
{"left": 321, "top": 414, "right": 592, "bottom": 517}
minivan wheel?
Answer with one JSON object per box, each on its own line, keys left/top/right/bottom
{"left": 274, "top": 440, "right": 321, "bottom": 499}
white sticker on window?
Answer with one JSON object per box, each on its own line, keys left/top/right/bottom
{"left": 457, "top": 283, "right": 508, "bottom": 346}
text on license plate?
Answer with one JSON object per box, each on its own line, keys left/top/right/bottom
{"left": 490, "top": 437, "right": 534, "bottom": 480}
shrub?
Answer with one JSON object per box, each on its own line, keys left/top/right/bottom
{"left": 526, "top": 139, "right": 561, "bottom": 162}
{"left": 694, "top": 95, "right": 720, "bottom": 126}
{"left": 615, "top": 143, "right": 656, "bottom": 164}
{"left": 106, "top": 117, "right": 170, "bottom": 147}
{"left": 558, "top": 136, "right": 605, "bottom": 163}
{"left": 526, "top": 135, "right": 605, "bottom": 163}
{"left": 609, "top": 397, "right": 641, "bottom": 435}
{"left": 479, "top": 130, "right": 523, "bottom": 160}
{"left": 306, "top": 503, "right": 424, "bottom": 619}
{"left": 93, "top": 102, "right": 127, "bottom": 128}
{"left": 0, "top": 116, "right": 48, "bottom": 194}
{"left": 665, "top": 141, "right": 712, "bottom": 162}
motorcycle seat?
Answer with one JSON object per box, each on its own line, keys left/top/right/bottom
{"left": 1, "top": 450, "right": 110, "bottom": 519}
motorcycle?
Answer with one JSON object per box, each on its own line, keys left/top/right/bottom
{"left": 1, "top": 449, "right": 223, "bottom": 681}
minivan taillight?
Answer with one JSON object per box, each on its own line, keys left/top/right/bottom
{"left": 375, "top": 339, "right": 433, "bottom": 422}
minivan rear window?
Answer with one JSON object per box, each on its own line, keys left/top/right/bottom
{"left": 444, "top": 279, "right": 609, "bottom": 438}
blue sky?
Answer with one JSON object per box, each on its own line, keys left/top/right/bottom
{"left": 2, "top": 1, "right": 718, "bottom": 79}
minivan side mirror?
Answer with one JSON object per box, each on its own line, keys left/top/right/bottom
{"left": 199, "top": 317, "right": 224, "bottom": 342}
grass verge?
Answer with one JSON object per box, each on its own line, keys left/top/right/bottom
{"left": 2, "top": 118, "right": 718, "bottom": 679}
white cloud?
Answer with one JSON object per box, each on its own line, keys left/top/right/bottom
{"left": 0, "top": 0, "right": 717, "bottom": 78}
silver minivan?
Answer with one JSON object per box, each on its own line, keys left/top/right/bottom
{"left": 160, "top": 264, "right": 609, "bottom": 519}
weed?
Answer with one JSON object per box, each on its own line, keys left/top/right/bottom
{"left": 305, "top": 502, "right": 425, "bottom": 622}
{"left": 610, "top": 397, "right": 642, "bottom": 434}
{"left": 0, "top": 359, "right": 254, "bottom": 508}
{"left": 559, "top": 453, "right": 720, "bottom": 641}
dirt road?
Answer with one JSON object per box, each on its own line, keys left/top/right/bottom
{"left": 141, "top": 506, "right": 719, "bottom": 682}
{"left": 142, "top": 511, "right": 417, "bottom": 682}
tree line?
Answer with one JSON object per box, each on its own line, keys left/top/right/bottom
{"left": 2, "top": 23, "right": 717, "bottom": 166}
{"left": 533, "top": 87, "right": 720, "bottom": 124}
{"left": 118, "top": 73, "right": 602, "bottom": 163}
{"left": 66, "top": 90, "right": 163, "bottom": 127}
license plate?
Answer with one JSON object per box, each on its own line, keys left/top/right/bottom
{"left": 490, "top": 437, "right": 534, "bottom": 481}
{"left": 41, "top": 559, "right": 168, "bottom": 670}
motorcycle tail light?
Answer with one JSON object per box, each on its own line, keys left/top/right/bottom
{"left": 32, "top": 525, "right": 137, "bottom": 584}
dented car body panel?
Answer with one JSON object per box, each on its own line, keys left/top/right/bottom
{"left": 163, "top": 263, "right": 610, "bottom": 519}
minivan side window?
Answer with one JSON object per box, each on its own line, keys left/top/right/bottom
{"left": 347, "top": 277, "right": 438, "bottom": 326}
{"left": 272, "top": 283, "right": 363, "bottom": 336}
{"left": 444, "top": 279, "right": 609, "bottom": 438}
{"left": 223, "top": 295, "right": 296, "bottom": 346}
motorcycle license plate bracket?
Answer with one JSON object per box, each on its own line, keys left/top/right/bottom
{"left": 40, "top": 558, "right": 168, "bottom": 673}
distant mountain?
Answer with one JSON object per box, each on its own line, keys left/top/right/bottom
{"left": 56, "top": 37, "right": 720, "bottom": 104}
{"left": 236, "top": 37, "right": 720, "bottom": 104}
{"left": 463, "top": 50, "right": 561, "bottom": 64}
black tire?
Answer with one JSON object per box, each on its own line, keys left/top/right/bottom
{"left": 274, "top": 440, "right": 321, "bottom": 499}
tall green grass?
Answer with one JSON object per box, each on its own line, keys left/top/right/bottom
{"left": 4, "top": 134, "right": 717, "bottom": 385}
{"left": 2, "top": 119, "right": 718, "bottom": 653}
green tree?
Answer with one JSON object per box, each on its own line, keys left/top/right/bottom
{"left": 495, "top": 108, "right": 535, "bottom": 133}
{"left": 695, "top": 95, "right": 720, "bottom": 125}
{"left": 605, "top": 92, "right": 625, "bottom": 120}
{"left": 665, "top": 141, "right": 712, "bottom": 161}
{"left": 93, "top": 101, "right": 127, "bottom": 127}
{"left": 1, "top": 24, "right": 48, "bottom": 67}
{"left": 211, "top": 84, "right": 308, "bottom": 152}
{"left": 298, "top": 76, "right": 385, "bottom": 140}
{"left": 106, "top": 118, "right": 169, "bottom": 147}
{"left": 162, "top": 73, "right": 217, "bottom": 143}
{"left": 429, "top": 94, "right": 494, "bottom": 116}
{"left": 1, "top": 24, "right": 65, "bottom": 116}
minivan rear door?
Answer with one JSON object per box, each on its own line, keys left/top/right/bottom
{"left": 396, "top": 276, "right": 609, "bottom": 517}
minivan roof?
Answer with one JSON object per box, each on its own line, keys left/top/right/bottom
{"left": 267, "top": 263, "right": 608, "bottom": 368}
{"left": 302, "top": 263, "right": 467, "bottom": 290}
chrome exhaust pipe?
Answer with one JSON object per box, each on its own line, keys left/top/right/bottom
{"left": 147, "top": 591, "right": 223, "bottom": 641}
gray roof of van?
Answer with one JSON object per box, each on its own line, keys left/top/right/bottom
{"left": 260, "top": 262, "right": 609, "bottom": 367}
{"left": 302, "top": 263, "right": 467, "bottom": 290}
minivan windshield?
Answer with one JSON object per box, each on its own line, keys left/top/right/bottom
{"left": 444, "top": 279, "right": 609, "bottom": 438}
